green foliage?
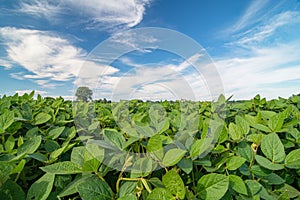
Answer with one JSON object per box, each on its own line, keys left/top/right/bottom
{"left": 0, "top": 92, "right": 300, "bottom": 199}
{"left": 162, "top": 170, "right": 185, "bottom": 199}
{"left": 75, "top": 86, "right": 93, "bottom": 102}
{"left": 26, "top": 173, "right": 55, "bottom": 200}
{"left": 197, "top": 173, "right": 229, "bottom": 199}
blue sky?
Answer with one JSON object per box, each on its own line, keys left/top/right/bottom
{"left": 0, "top": 0, "right": 299, "bottom": 100}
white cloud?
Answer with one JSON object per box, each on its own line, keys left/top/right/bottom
{"left": 215, "top": 41, "right": 300, "bottom": 99}
{"left": 52, "top": 95, "right": 75, "bottom": 100}
{"left": 85, "top": 54, "right": 218, "bottom": 101}
{"left": 10, "top": 72, "right": 25, "bottom": 80}
{"left": 219, "top": 1, "right": 300, "bottom": 100}
{"left": 15, "top": 89, "right": 47, "bottom": 96}
{"left": 231, "top": 0, "right": 270, "bottom": 33}
{"left": 18, "top": 0, "right": 62, "bottom": 19}
{"left": 235, "top": 11, "right": 300, "bottom": 46}
{"left": 18, "top": 0, "right": 151, "bottom": 30}
{"left": 0, "top": 58, "right": 12, "bottom": 68}
{"left": 74, "top": 61, "right": 120, "bottom": 90}
{"left": 0, "top": 27, "right": 119, "bottom": 88}
{"left": 105, "top": 7, "right": 300, "bottom": 101}
{"left": 110, "top": 31, "right": 158, "bottom": 52}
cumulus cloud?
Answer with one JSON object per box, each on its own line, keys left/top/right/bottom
{"left": 0, "top": 27, "right": 119, "bottom": 88}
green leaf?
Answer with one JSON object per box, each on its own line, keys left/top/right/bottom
{"left": 162, "top": 148, "right": 186, "bottom": 167}
{"left": 177, "top": 158, "right": 193, "bottom": 174}
{"left": 147, "top": 134, "right": 164, "bottom": 160}
{"left": 25, "top": 127, "right": 39, "bottom": 137}
{"left": 26, "top": 173, "right": 55, "bottom": 200}
{"left": 86, "top": 141, "right": 105, "bottom": 163}
{"left": 255, "top": 155, "right": 284, "bottom": 170}
{"left": 228, "top": 123, "right": 243, "bottom": 141}
{"left": 263, "top": 173, "right": 285, "bottom": 185}
{"left": 278, "top": 192, "right": 290, "bottom": 200}
{"left": 162, "top": 170, "right": 186, "bottom": 199}
{"left": 29, "top": 153, "right": 48, "bottom": 162}
{"left": 118, "top": 194, "right": 137, "bottom": 200}
{"left": 289, "top": 128, "right": 300, "bottom": 143}
{"left": 268, "top": 112, "right": 285, "bottom": 132}
{"left": 0, "top": 162, "right": 14, "bottom": 184}
{"left": 34, "top": 112, "right": 52, "bottom": 125}
{"left": 77, "top": 176, "right": 113, "bottom": 200}
{"left": 229, "top": 175, "right": 247, "bottom": 195}
{"left": 48, "top": 127, "right": 65, "bottom": 139}
{"left": 253, "top": 124, "right": 272, "bottom": 133}
{"left": 17, "top": 136, "right": 23, "bottom": 147}
{"left": 40, "top": 161, "right": 82, "bottom": 174}
{"left": 197, "top": 173, "right": 229, "bottom": 200}
{"left": 147, "top": 188, "right": 175, "bottom": 200}
{"left": 44, "top": 140, "right": 60, "bottom": 152}
{"left": 0, "top": 180, "right": 25, "bottom": 200}
{"left": 20, "top": 103, "right": 33, "bottom": 120}
{"left": 226, "top": 156, "right": 246, "bottom": 170}
{"left": 285, "top": 149, "right": 300, "bottom": 169}
{"left": 49, "top": 146, "right": 67, "bottom": 160}
{"left": 134, "top": 122, "right": 155, "bottom": 137}
{"left": 237, "top": 141, "right": 254, "bottom": 162}
{"left": 261, "top": 133, "right": 285, "bottom": 163}
{"left": 190, "top": 138, "right": 213, "bottom": 160}
{"left": 0, "top": 110, "right": 14, "bottom": 133}
{"left": 103, "top": 128, "right": 125, "bottom": 150}
{"left": 58, "top": 175, "right": 93, "bottom": 198}
{"left": 17, "top": 135, "right": 41, "bottom": 157}
{"left": 148, "top": 177, "right": 164, "bottom": 188}
{"left": 250, "top": 165, "right": 272, "bottom": 177}
{"left": 245, "top": 180, "right": 261, "bottom": 196}
{"left": 131, "top": 157, "right": 155, "bottom": 178}
{"left": 118, "top": 182, "right": 137, "bottom": 197}
{"left": 149, "top": 104, "right": 169, "bottom": 134}
{"left": 235, "top": 115, "right": 250, "bottom": 136}
{"left": 244, "top": 180, "right": 274, "bottom": 199}
{"left": 5, "top": 135, "right": 14, "bottom": 151}
{"left": 11, "top": 159, "right": 26, "bottom": 174}
{"left": 276, "top": 184, "right": 300, "bottom": 198}
{"left": 71, "top": 146, "right": 100, "bottom": 172}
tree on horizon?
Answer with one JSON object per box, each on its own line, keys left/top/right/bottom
{"left": 75, "top": 86, "right": 93, "bottom": 102}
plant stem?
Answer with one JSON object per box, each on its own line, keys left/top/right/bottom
{"left": 95, "top": 172, "right": 105, "bottom": 181}
{"left": 2, "top": 133, "right": 5, "bottom": 145}
{"left": 116, "top": 177, "right": 141, "bottom": 193}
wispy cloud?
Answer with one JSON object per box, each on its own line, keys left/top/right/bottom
{"left": 18, "top": 0, "right": 62, "bottom": 19}
{"left": 0, "top": 27, "right": 119, "bottom": 88}
{"left": 110, "top": 30, "right": 158, "bottom": 52}
{"left": 0, "top": 58, "right": 12, "bottom": 68}
{"left": 87, "top": 54, "right": 216, "bottom": 101}
{"left": 17, "top": 0, "right": 151, "bottom": 30}
{"left": 234, "top": 11, "right": 300, "bottom": 46}
{"left": 215, "top": 41, "right": 300, "bottom": 99}
{"left": 231, "top": 0, "right": 270, "bottom": 33}
{"left": 215, "top": 0, "right": 300, "bottom": 99}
